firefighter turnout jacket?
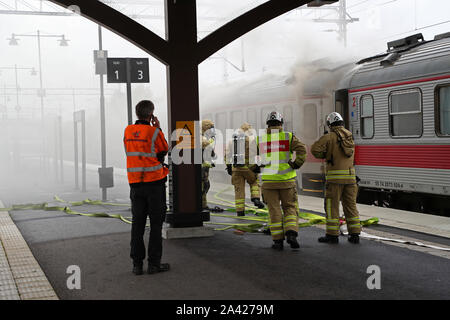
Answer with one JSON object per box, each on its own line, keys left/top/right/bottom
{"left": 255, "top": 125, "right": 307, "bottom": 241}
{"left": 255, "top": 125, "right": 307, "bottom": 189}
{"left": 310, "top": 125, "right": 356, "bottom": 184}
{"left": 310, "top": 125, "right": 361, "bottom": 236}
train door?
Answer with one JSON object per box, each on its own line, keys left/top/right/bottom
{"left": 303, "top": 102, "right": 319, "bottom": 142}
{"left": 334, "top": 89, "right": 350, "bottom": 130}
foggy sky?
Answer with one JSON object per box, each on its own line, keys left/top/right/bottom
{"left": 0, "top": 0, "right": 449, "bottom": 124}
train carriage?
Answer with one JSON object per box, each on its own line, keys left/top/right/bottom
{"left": 336, "top": 33, "right": 450, "bottom": 213}
{"left": 201, "top": 31, "right": 450, "bottom": 215}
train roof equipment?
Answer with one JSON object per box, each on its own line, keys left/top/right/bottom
{"left": 337, "top": 32, "right": 450, "bottom": 91}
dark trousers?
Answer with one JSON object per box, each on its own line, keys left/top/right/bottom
{"left": 130, "top": 182, "right": 166, "bottom": 266}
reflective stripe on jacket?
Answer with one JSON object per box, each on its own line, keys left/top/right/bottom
{"left": 124, "top": 123, "right": 169, "bottom": 184}
{"left": 257, "top": 131, "right": 296, "bottom": 182}
{"left": 326, "top": 168, "right": 356, "bottom": 183}
{"left": 311, "top": 126, "right": 356, "bottom": 184}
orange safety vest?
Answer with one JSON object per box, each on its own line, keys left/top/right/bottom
{"left": 123, "top": 123, "right": 169, "bottom": 184}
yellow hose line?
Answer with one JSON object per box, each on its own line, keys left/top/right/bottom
{"left": 0, "top": 189, "right": 379, "bottom": 233}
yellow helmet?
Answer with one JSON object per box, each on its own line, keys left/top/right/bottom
{"left": 240, "top": 122, "right": 252, "bottom": 132}
{"left": 201, "top": 119, "right": 214, "bottom": 134}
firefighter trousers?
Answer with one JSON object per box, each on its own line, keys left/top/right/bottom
{"left": 262, "top": 186, "right": 299, "bottom": 241}
{"left": 231, "top": 169, "right": 260, "bottom": 214}
{"left": 201, "top": 167, "right": 210, "bottom": 209}
{"left": 324, "top": 183, "right": 361, "bottom": 236}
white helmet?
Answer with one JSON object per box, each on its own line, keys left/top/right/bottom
{"left": 326, "top": 112, "right": 344, "bottom": 127}
{"left": 266, "top": 111, "right": 284, "bottom": 125}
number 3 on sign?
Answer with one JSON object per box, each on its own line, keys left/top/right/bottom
{"left": 138, "top": 70, "right": 143, "bottom": 80}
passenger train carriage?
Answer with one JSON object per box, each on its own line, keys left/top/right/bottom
{"left": 201, "top": 32, "right": 450, "bottom": 215}
{"left": 336, "top": 33, "right": 450, "bottom": 214}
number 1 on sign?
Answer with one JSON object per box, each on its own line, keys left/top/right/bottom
{"left": 115, "top": 70, "right": 119, "bottom": 80}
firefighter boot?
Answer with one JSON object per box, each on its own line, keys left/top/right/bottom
{"left": 318, "top": 234, "right": 339, "bottom": 244}
{"left": 285, "top": 230, "right": 300, "bottom": 249}
{"left": 271, "top": 239, "right": 284, "bottom": 251}
{"left": 251, "top": 198, "right": 265, "bottom": 209}
{"left": 348, "top": 233, "right": 360, "bottom": 244}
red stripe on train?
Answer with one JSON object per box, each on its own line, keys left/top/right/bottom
{"left": 355, "top": 145, "right": 450, "bottom": 170}
{"left": 348, "top": 74, "right": 450, "bottom": 93}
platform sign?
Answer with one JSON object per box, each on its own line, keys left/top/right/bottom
{"left": 106, "top": 58, "right": 149, "bottom": 84}
{"left": 94, "top": 50, "right": 108, "bottom": 75}
{"left": 129, "top": 58, "right": 150, "bottom": 83}
{"left": 107, "top": 58, "right": 127, "bottom": 83}
{"left": 106, "top": 57, "right": 150, "bottom": 125}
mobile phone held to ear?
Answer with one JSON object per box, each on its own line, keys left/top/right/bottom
{"left": 151, "top": 115, "right": 160, "bottom": 128}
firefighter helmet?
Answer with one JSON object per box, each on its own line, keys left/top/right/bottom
{"left": 266, "top": 111, "right": 284, "bottom": 125}
{"left": 326, "top": 112, "right": 344, "bottom": 127}
{"left": 201, "top": 119, "right": 214, "bottom": 134}
{"left": 240, "top": 122, "right": 252, "bottom": 132}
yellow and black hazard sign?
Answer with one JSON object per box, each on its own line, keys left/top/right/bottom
{"left": 176, "top": 121, "right": 195, "bottom": 149}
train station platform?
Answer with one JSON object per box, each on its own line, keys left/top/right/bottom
{"left": 0, "top": 166, "right": 449, "bottom": 300}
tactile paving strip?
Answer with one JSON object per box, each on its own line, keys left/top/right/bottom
{"left": 0, "top": 241, "right": 20, "bottom": 300}
{"left": 0, "top": 203, "right": 58, "bottom": 300}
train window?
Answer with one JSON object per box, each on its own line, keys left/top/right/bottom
{"left": 389, "top": 89, "right": 423, "bottom": 137}
{"left": 436, "top": 85, "right": 450, "bottom": 136}
{"left": 247, "top": 109, "right": 257, "bottom": 129}
{"left": 283, "top": 105, "right": 293, "bottom": 132}
{"left": 304, "top": 103, "right": 318, "bottom": 140}
{"left": 360, "top": 95, "right": 374, "bottom": 139}
{"left": 215, "top": 112, "right": 227, "bottom": 132}
{"left": 231, "top": 110, "right": 242, "bottom": 129}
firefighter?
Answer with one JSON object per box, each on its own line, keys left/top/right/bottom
{"left": 225, "top": 122, "right": 265, "bottom": 217}
{"left": 311, "top": 112, "right": 361, "bottom": 244}
{"left": 201, "top": 119, "right": 216, "bottom": 210}
{"left": 252, "top": 111, "right": 307, "bottom": 250}
{"left": 124, "top": 100, "right": 170, "bottom": 275}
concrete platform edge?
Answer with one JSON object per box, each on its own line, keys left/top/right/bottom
{"left": 0, "top": 200, "right": 59, "bottom": 300}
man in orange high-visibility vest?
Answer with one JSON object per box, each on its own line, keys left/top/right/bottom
{"left": 124, "top": 100, "right": 170, "bottom": 275}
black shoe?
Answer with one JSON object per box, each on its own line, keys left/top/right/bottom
{"left": 285, "top": 230, "right": 300, "bottom": 249}
{"left": 237, "top": 211, "right": 245, "bottom": 217}
{"left": 271, "top": 240, "right": 284, "bottom": 251}
{"left": 251, "top": 198, "right": 265, "bottom": 209}
{"left": 348, "top": 234, "right": 360, "bottom": 244}
{"left": 132, "top": 262, "right": 143, "bottom": 276}
{"left": 318, "top": 234, "right": 339, "bottom": 244}
{"left": 147, "top": 263, "right": 170, "bottom": 274}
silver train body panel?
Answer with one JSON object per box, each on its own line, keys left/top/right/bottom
{"left": 339, "top": 35, "right": 450, "bottom": 197}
